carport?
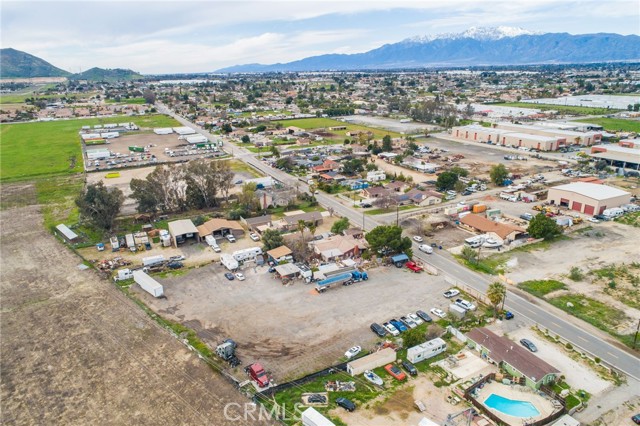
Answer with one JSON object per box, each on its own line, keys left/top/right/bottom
{"left": 274, "top": 263, "right": 301, "bottom": 281}
{"left": 168, "top": 219, "right": 199, "bottom": 247}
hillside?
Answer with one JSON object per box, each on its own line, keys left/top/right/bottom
{"left": 217, "top": 27, "right": 640, "bottom": 72}
{"left": 0, "top": 48, "right": 70, "bottom": 78}
{"left": 69, "top": 67, "right": 144, "bottom": 82}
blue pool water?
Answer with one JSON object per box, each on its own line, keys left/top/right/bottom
{"left": 484, "top": 393, "right": 540, "bottom": 418}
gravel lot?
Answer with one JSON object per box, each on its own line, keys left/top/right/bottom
{"left": 1, "top": 197, "right": 272, "bottom": 425}
{"left": 140, "top": 262, "right": 455, "bottom": 380}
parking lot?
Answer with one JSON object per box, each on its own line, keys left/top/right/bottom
{"left": 137, "top": 263, "right": 456, "bottom": 380}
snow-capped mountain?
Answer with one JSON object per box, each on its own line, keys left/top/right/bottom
{"left": 407, "top": 26, "right": 541, "bottom": 43}
{"left": 217, "top": 28, "right": 640, "bottom": 72}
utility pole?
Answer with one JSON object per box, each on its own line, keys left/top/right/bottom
{"left": 634, "top": 318, "right": 640, "bottom": 349}
{"left": 396, "top": 203, "right": 399, "bottom": 226}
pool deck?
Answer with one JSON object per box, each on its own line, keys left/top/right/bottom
{"left": 476, "top": 381, "right": 559, "bottom": 425}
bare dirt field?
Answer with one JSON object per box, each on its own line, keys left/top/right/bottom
{"left": 0, "top": 196, "right": 273, "bottom": 425}
{"left": 141, "top": 263, "right": 452, "bottom": 381}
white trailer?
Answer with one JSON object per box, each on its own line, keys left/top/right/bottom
{"left": 221, "top": 254, "right": 239, "bottom": 271}
{"left": 100, "top": 131, "right": 120, "bottom": 139}
{"left": 113, "top": 268, "right": 133, "bottom": 282}
{"left": 172, "top": 126, "right": 196, "bottom": 135}
{"left": 143, "top": 255, "right": 165, "bottom": 267}
{"left": 301, "top": 407, "right": 335, "bottom": 426}
{"left": 153, "top": 128, "right": 174, "bottom": 135}
{"left": 205, "top": 235, "right": 221, "bottom": 252}
{"left": 159, "top": 230, "right": 171, "bottom": 247}
{"left": 133, "top": 270, "right": 164, "bottom": 298}
{"left": 232, "top": 247, "right": 262, "bottom": 262}
{"left": 185, "top": 134, "right": 208, "bottom": 144}
{"left": 125, "top": 234, "right": 136, "bottom": 252}
{"left": 86, "top": 148, "right": 111, "bottom": 160}
{"left": 407, "top": 338, "right": 447, "bottom": 364}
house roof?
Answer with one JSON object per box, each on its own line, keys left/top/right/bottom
{"left": 243, "top": 215, "right": 272, "bottom": 226}
{"left": 313, "top": 235, "right": 367, "bottom": 258}
{"left": 168, "top": 219, "right": 199, "bottom": 237}
{"left": 460, "top": 214, "right": 525, "bottom": 240}
{"left": 467, "top": 328, "right": 559, "bottom": 382}
{"left": 196, "top": 218, "right": 243, "bottom": 236}
{"left": 266, "top": 245, "right": 292, "bottom": 259}
{"left": 550, "top": 182, "right": 630, "bottom": 201}
{"left": 363, "top": 186, "right": 392, "bottom": 196}
{"left": 283, "top": 211, "right": 323, "bottom": 225}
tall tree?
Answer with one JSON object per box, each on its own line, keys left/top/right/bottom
{"left": 527, "top": 213, "right": 562, "bottom": 240}
{"left": 436, "top": 171, "right": 458, "bottom": 191}
{"left": 365, "top": 225, "right": 412, "bottom": 257}
{"left": 490, "top": 164, "right": 509, "bottom": 186}
{"left": 331, "top": 217, "right": 350, "bottom": 234}
{"left": 487, "top": 282, "right": 507, "bottom": 318}
{"left": 382, "top": 135, "right": 393, "bottom": 152}
{"left": 262, "top": 229, "right": 284, "bottom": 251}
{"left": 75, "top": 182, "right": 123, "bottom": 230}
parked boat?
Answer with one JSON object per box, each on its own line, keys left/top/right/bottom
{"left": 364, "top": 370, "right": 384, "bottom": 386}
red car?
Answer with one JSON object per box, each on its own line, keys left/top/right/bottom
{"left": 246, "top": 363, "right": 270, "bottom": 387}
{"left": 405, "top": 261, "right": 423, "bottom": 273}
{"left": 385, "top": 363, "right": 407, "bottom": 381}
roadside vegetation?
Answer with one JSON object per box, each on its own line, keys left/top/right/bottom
{"left": 615, "top": 211, "right": 640, "bottom": 227}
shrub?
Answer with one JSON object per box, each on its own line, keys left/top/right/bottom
{"left": 568, "top": 266, "right": 584, "bottom": 281}
{"left": 566, "top": 343, "right": 573, "bottom": 350}
{"left": 594, "top": 357, "right": 601, "bottom": 364}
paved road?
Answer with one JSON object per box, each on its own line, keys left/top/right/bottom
{"left": 157, "top": 105, "right": 640, "bottom": 380}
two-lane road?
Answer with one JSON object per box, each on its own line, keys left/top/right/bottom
{"left": 156, "top": 105, "right": 639, "bottom": 380}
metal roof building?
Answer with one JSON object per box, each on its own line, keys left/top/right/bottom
{"left": 547, "top": 182, "right": 631, "bottom": 216}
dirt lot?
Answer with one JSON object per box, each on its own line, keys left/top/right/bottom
{"left": 140, "top": 262, "right": 453, "bottom": 381}
{"left": 1, "top": 198, "right": 273, "bottom": 425}
{"left": 501, "top": 222, "right": 640, "bottom": 333}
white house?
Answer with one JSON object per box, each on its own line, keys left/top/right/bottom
{"left": 366, "top": 170, "right": 386, "bottom": 182}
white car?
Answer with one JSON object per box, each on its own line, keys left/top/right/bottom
{"left": 418, "top": 244, "right": 433, "bottom": 254}
{"left": 443, "top": 288, "right": 460, "bottom": 298}
{"left": 226, "top": 234, "right": 236, "bottom": 243}
{"left": 383, "top": 322, "right": 400, "bottom": 336}
{"left": 588, "top": 217, "right": 600, "bottom": 223}
{"left": 482, "top": 238, "right": 503, "bottom": 249}
{"left": 235, "top": 273, "right": 246, "bottom": 281}
{"left": 249, "top": 233, "right": 260, "bottom": 241}
{"left": 344, "top": 346, "right": 362, "bottom": 359}
{"left": 430, "top": 308, "right": 446, "bottom": 318}
{"left": 413, "top": 236, "right": 424, "bottom": 242}
{"left": 407, "top": 313, "right": 423, "bottom": 325}
{"left": 455, "top": 298, "right": 477, "bottom": 311}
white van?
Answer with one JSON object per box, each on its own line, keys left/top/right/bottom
{"left": 603, "top": 208, "right": 624, "bottom": 219}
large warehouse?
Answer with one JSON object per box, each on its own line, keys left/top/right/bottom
{"left": 590, "top": 142, "right": 640, "bottom": 171}
{"left": 451, "top": 124, "right": 562, "bottom": 151}
{"left": 547, "top": 182, "right": 631, "bottom": 215}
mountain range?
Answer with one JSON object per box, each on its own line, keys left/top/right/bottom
{"left": 217, "top": 27, "right": 640, "bottom": 72}
{"left": 0, "top": 48, "right": 143, "bottom": 81}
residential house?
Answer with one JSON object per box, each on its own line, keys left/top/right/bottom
{"left": 256, "top": 188, "right": 296, "bottom": 209}
{"left": 241, "top": 215, "right": 272, "bottom": 232}
{"left": 466, "top": 328, "right": 560, "bottom": 389}
{"left": 406, "top": 188, "right": 443, "bottom": 206}
{"left": 459, "top": 214, "right": 525, "bottom": 242}
{"left": 282, "top": 211, "right": 323, "bottom": 230}
{"left": 312, "top": 160, "right": 341, "bottom": 174}
{"left": 196, "top": 218, "right": 245, "bottom": 239}
{"left": 361, "top": 186, "right": 392, "bottom": 199}
{"left": 366, "top": 170, "right": 386, "bottom": 182}
{"left": 385, "top": 181, "right": 411, "bottom": 192}
{"left": 311, "top": 234, "right": 368, "bottom": 261}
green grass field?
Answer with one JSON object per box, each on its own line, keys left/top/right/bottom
{"left": 0, "top": 114, "right": 179, "bottom": 182}
{"left": 491, "top": 102, "right": 621, "bottom": 116}
{"left": 105, "top": 97, "right": 147, "bottom": 105}
{"left": 575, "top": 118, "right": 640, "bottom": 133}
{"left": 273, "top": 117, "right": 401, "bottom": 140}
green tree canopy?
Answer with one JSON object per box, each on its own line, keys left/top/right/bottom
{"left": 527, "top": 213, "right": 562, "bottom": 240}
{"left": 487, "top": 282, "right": 507, "bottom": 318}
{"left": 382, "top": 135, "right": 393, "bottom": 152}
{"left": 240, "top": 135, "right": 250, "bottom": 143}
{"left": 436, "top": 171, "right": 459, "bottom": 191}
{"left": 75, "top": 182, "right": 124, "bottom": 230}
{"left": 490, "top": 164, "right": 509, "bottom": 186}
{"left": 261, "top": 228, "right": 285, "bottom": 251}
{"left": 365, "top": 225, "right": 412, "bottom": 257}
{"left": 331, "top": 217, "right": 350, "bottom": 234}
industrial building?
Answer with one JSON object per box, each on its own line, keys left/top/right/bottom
{"left": 547, "top": 182, "right": 631, "bottom": 215}
{"left": 590, "top": 142, "right": 640, "bottom": 170}
{"left": 494, "top": 122, "right": 602, "bottom": 146}
{"left": 167, "top": 219, "right": 200, "bottom": 247}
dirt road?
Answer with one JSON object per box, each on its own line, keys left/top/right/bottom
{"left": 0, "top": 198, "right": 273, "bottom": 425}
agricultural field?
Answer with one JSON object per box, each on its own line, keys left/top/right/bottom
{"left": 273, "top": 117, "right": 402, "bottom": 140}
{"left": 576, "top": 117, "right": 640, "bottom": 133}
{"left": 493, "top": 102, "right": 620, "bottom": 116}
{"left": 105, "top": 97, "right": 146, "bottom": 104}
{"left": 0, "top": 114, "right": 179, "bottom": 181}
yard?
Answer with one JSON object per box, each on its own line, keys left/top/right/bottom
{"left": 575, "top": 117, "right": 640, "bottom": 133}
{"left": 492, "top": 102, "right": 621, "bottom": 116}
{"left": 273, "top": 117, "right": 402, "bottom": 141}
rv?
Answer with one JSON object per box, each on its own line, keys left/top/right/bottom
{"left": 603, "top": 207, "right": 624, "bottom": 219}
{"left": 232, "top": 247, "right": 262, "bottom": 262}
{"left": 464, "top": 236, "right": 485, "bottom": 248}
{"left": 221, "top": 254, "right": 239, "bottom": 271}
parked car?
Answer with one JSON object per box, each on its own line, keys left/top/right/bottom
{"left": 455, "top": 298, "right": 476, "bottom": 311}
{"left": 407, "top": 312, "right": 423, "bottom": 325}
{"left": 520, "top": 338, "right": 538, "bottom": 352}
{"left": 385, "top": 364, "right": 407, "bottom": 381}
{"left": 226, "top": 234, "right": 236, "bottom": 243}
{"left": 224, "top": 272, "right": 235, "bottom": 281}
{"left": 245, "top": 363, "right": 270, "bottom": 387}
{"left": 336, "top": 397, "right": 356, "bottom": 412}
{"left": 370, "top": 322, "right": 387, "bottom": 337}
{"left": 167, "top": 261, "right": 183, "bottom": 269}
{"left": 588, "top": 217, "right": 600, "bottom": 223}
{"left": 383, "top": 322, "right": 400, "bottom": 336}
{"left": 520, "top": 213, "right": 533, "bottom": 221}
{"left": 249, "top": 233, "right": 260, "bottom": 241}
{"left": 344, "top": 346, "right": 362, "bottom": 359}
{"left": 504, "top": 311, "right": 514, "bottom": 320}
{"left": 360, "top": 202, "right": 372, "bottom": 208}
{"left": 632, "top": 414, "right": 640, "bottom": 425}
{"left": 415, "top": 310, "right": 432, "bottom": 322}
{"left": 430, "top": 308, "right": 446, "bottom": 318}
{"left": 400, "top": 316, "right": 417, "bottom": 328}
{"left": 418, "top": 244, "right": 433, "bottom": 254}
{"left": 443, "top": 288, "right": 460, "bottom": 298}
{"left": 390, "top": 319, "right": 407, "bottom": 332}
{"left": 235, "top": 272, "right": 245, "bottom": 281}
{"left": 401, "top": 360, "right": 418, "bottom": 376}
{"left": 413, "top": 236, "right": 424, "bottom": 242}
{"left": 594, "top": 214, "right": 607, "bottom": 221}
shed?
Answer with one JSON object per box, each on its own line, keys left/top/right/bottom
{"left": 346, "top": 347, "right": 396, "bottom": 376}
{"left": 55, "top": 224, "right": 78, "bottom": 242}
{"left": 301, "top": 407, "right": 335, "bottom": 426}
{"left": 266, "top": 245, "right": 293, "bottom": 263}
{"left": 449, "top": 304, "right": 467, "bottom": 319}
{"left": 275, "top": 263, "right": 301, "bottom": 278}
{"left": 390, "top": 253, "right": 409, "bottom": 267}
{"left": 168, "top": 219, "right": 199, "bottom": 247}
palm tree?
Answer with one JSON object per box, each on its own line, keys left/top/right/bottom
{"left": 308, "top": 223, "right": 317, "bottom": 239}
{"left": 487, "top": 282, "right": 507, "bottom": 318}
{"left": 297, "top": 220, "right": 306, "bottom": 240}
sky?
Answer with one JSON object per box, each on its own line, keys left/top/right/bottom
{"left": 2, "top": 0, "right": 639, "bottom": 74}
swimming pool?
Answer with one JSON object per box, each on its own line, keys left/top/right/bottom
{"left": 484, "top": 393, "right": 540, "bottom": 418}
